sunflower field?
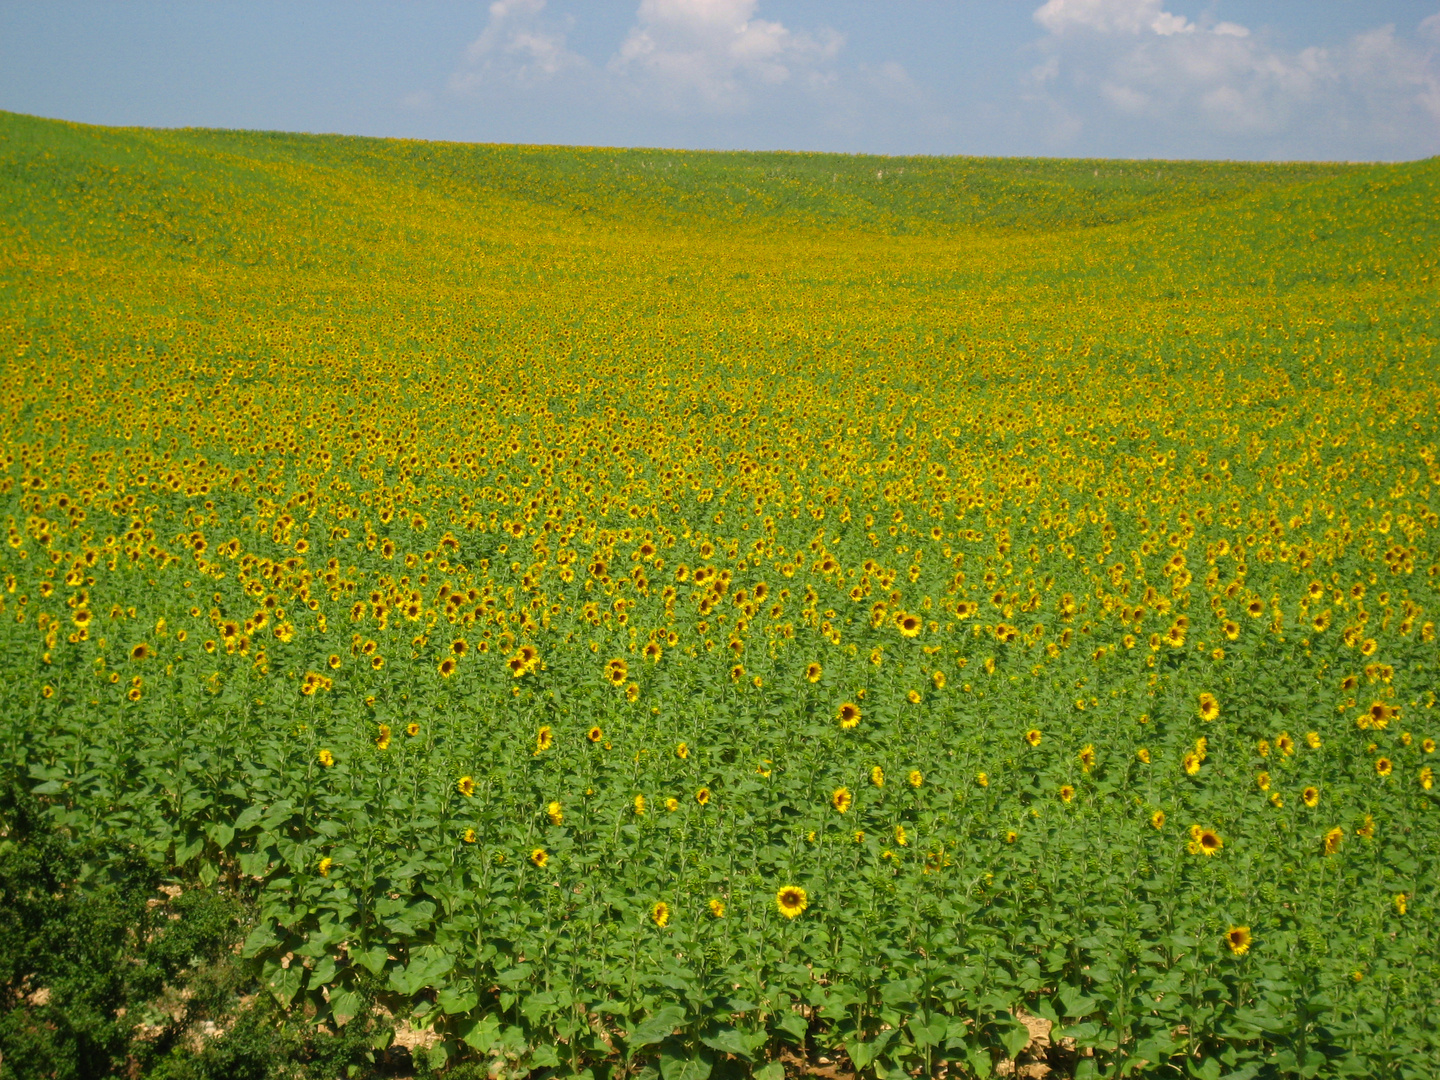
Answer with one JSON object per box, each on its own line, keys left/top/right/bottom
{"left": 1, "top": 110, "right": 1438, "bottom": 1080}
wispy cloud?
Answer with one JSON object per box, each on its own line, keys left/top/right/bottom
{"left": 1027, "top": 0, "right": 1440, "bottom": 157}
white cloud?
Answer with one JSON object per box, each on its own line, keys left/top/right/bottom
{"left": 449, "top": 0, "right": 586, "bottom": 95}
{"left": 609, "top": 0, "right": 843, "bottom": 111}
{"left": 1028, "top": 2, "right": 1440, "bottom": 155}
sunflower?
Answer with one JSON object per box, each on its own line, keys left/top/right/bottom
{"left": 1004, "top": 830, "right": 1018, "bottom": 844}
{"left": 1422, "top": 766, "right": 1434, "bottom": 791}
{"left": 1024, "top": 729, "right": 1042, "bottom": 747}
{"left": 1183, "top": 753, "right": 1201, "bottom": 776}
{"left": 376, "top": 724, "right": 391, "bottom": 751}
{"left": 870, "top": 766, "right": 885, "bottom": 787}
{"left": 633, "top": 794, "right": 646, "bottom": 815}
{"left": 1151, "top": 810, "right": 1165, "bottom": 830}
{"left": 406, "top": 721, "right": 420, "bottom": 737}
{"left": 1276, "top": 732, "right": 1294, "bottom": 755}
{"left": 708, "top": 899, "right": 726, "bottom": 918}
{"left": 1323, "top": 826, "right": 1345, "bottom": 854}
{"left": 908, "top": 769, "right": 923, "bottom": 788}
{"left": 651, "top": 901, "right": 670, "bottom": 927}
{"left": 1226, "top": 926, "right": 1252, "bottom": 956}
{"left": 547, "top": 800, "right": 563, "bottom": 825}
{"left": 318, "top": 748, "right": 335, "bottom": 768}
{"left": 1059, "top": 784, "right": 1075, "bottom": 803}
{"left": 831, "top": 787, "right": 853, "bottom": 813}
{"left": 1222, "top": 620, "right": 1240, "bottom": 640}
{"left": 665, "top": 797, "right": 679, "bottom": 812}
{"left": 1256, "top": 771, "right": 1270, "bottom": 790}
{"left": 1375, "top": 757, "right": 1393, "bottom": 777}
{"left": 1078, "top": 745, "right": 1096, "bottom": 772}
{"left": 976, "top": 771, "right": 989, "bottom": 787}
{"left": 696, "top": 787, "right": 711, "bottom": 806}
{"left": 894, "top": 825, "right": 908, "bottom": 846}
{"left": 1196, "top": 829, "right": 1223, "bottom": 855}
{"left": 837, "top": 702, "right": 861, "bottom": 729}
{"left": 675, "top": 741, "right": 689, "bottom": 759}
{"left": 535, "top": 725, "right": 554, "bottom": 752}
{"left": 462, "top": 828, "right": 477, "bottom": 844}
{"left": 643, "top": 641, "right": 662, "bottom": 663}
{"left": 1302, "top": 786, "right": 1319, "bottom": 808}
{"left": 130, "top": 643, "right": 151, "bottom": 661}
{"left": 328, "top": 654, "right": 342, "bottom": 669}
{"left": 1394, "top": 893, "right": 1408, "bottom": 916}
{"left": 529, "top": 847, "right": 548, "bottom": 868}
{"left": 896, "top": 612, "right": 922, "bottom": 638}
{"left": 1198, "top": 693, "right": 1220, "bottom": 722}
{"left": 775, "top": 885, "right": 808, "bottom": 919}
{"left": 1137, "top": 748, "right": 1151, "bottom": 764}
{"left": 318, "top": 857, "right": 333, "bottom": 877}
{"left": 906, "top": 689, "right": 922, "bottom": 704}
{"left": 457, "top": 775, "right": 476, "bottom": 797}
{"left": 805, "top": 662, "right": 822, "bottom": 683}
{"left": 1357, "top": 814, "right": 1375, "bottom": 838}
{"left": 438, "top": 657, "right": 457, "bottom": 678}
{"left": 451, "top": 639, "right": 467, "bottom": 657}
{"left": 587, "top": 725, "right": 603, "bottom": 743}
{"left": 1424, "top": 739, "right": 1436, "bottom": 754}
{"left": 1306, "top": 731, "right": 1322, "bottom": 749}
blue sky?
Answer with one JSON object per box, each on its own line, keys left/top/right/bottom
{"left": 2, "top": 1, "right": 1437, "bottom": 160}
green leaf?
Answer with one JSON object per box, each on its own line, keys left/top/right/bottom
{"left": 240, "top": 922, "right": 281, "bottom": 959}
{"left": 660, "top": 1046, "right": 714, "bottom": 1080}
{"left": 753, "top": 1064, "right": 784, "bottom": 1080}
{"left": 775, "top": 1010, "right": 809, "bottom": 1044}
{"left": 629, "top": 1006, "right": 687, "bottom": 1049}
{"left": 437, "top": 983, "right": 479, "bottom": 1015}
{"left": 458, "top": 1013, "right": 501, "bottom": 1053}
{"left": 330, "top": 988, "right": 365, "bottom": 1026}
{"left": 351, "top": 945, "right": 389, "bottom": 976}
{"left": 426, "top": 1041, "right": 453, "bottom": 1071}
{"left": 1000, "top": 1018, "right": 1031, "bottom": 1060}
{"left": 700, "top": 1028, "right": 764, "bottom": 1060}
{"left": 264, "top": 961, "right": 305, "bottom": 1008}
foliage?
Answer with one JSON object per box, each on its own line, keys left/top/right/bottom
{"left": 1, "top": 109, "right": 1438, "bottom": 1078}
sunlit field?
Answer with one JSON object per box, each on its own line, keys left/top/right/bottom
{"left": 1, "top": 110, "right": 1438, "bottom": 1079}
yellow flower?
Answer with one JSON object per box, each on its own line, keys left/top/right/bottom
{"left": 317, "top": 748, "right": 335, "bottom": 768}
{"left": 696, "top": 787, "right": 711, "bottom": 806}
{"left": 1302, "top": 787, "right": 1319, "bottom": 808}
{"left": 1324, "top": 827, "right": 1344, "bottom": 855}
{"left": 894, "top": 825, "right": 908, "bottom": 846}
{"left": 976, "top": 771, "right": 989, "bottom": 787}
{"left": 775, "top": 885, "right": 808, "bottom": 918}
{"left": 1195, "top": 828, "right": 1223, "bottom": 855}
{"left": 1059, "top": 784, "right": 1075, "bottom": 803}
{"left": 1225, "top": 926, "right": 1252, "bottom": 956}
{"left": 587, "top": 725, "right": 603, "bottom": 743}
{"left": 1375, "top": 757, "right": 1393, "bottom": 777}
{"left": 908, "top": 769, "right": 923, "bottom": 788}
{"left": 805, "top": 662, "right": 822, "bottom": 682}
{"left": 462, "top": 828, "right": 476, "bottom": 844}
{"left": 547, "top": 800, "right": 563, "bottom": 825}
{"left": 406, "top": 722, "right": 420, "bottom": 737}
{"left": 837, "top": 702, "right": 861, "bottom": 729}
{"left": 708, "top": 899, "right": 725, "bottom": 918}
{"left": 831, "top": 787, "right": 853, "bottom": 813}
{"left": 1394, "top": 893, "right": 1408, "bottom": 916}
{"left": 1150, "top": 810, "right": 1165, "bottom": 830}
{"left": 1305, "top": 731, "right": 1321, "bottom": 749}
{"left": 633, "top": 794, "right": 646, "bottom": 815}
{"left": 675, "top": 741, "right": 689, "bottom": 759}
{"left": 1198, "top": 692, "right": 1219, "bottom": 721}
{"left": 457, "top": 775, "right": 476, "bottom": 797}
{"left": 317, "top": 856, "right": 333, "bottom": 876}
{"left": 1256, "top": 771, "right": 1270, "bottom": 791}
{"left": 1183, "top": 752, "right": 1201, "bottom": 776}
{"left": 1078, "top": 744, "right": 1096, "bottom": 772}
{"left": 530, "top": 847, "right": 548, "bottom": 868}
{"left": 1024, "top": 729, "right": 1042, "bottom": 747}
{"left": 651, "top": 901, "right": 670, "bottom": 927}
{"left": 1137, "top": 748, "right": 1151, "bottom": 764}
{"left": 870, "top": 766, "right": 885, "bottom": 787}
{"left": 535, "top": 725, "right": 554, "bottom": 752}
{"left": 665, "top": 797, "right": 680, "bottom": 812}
